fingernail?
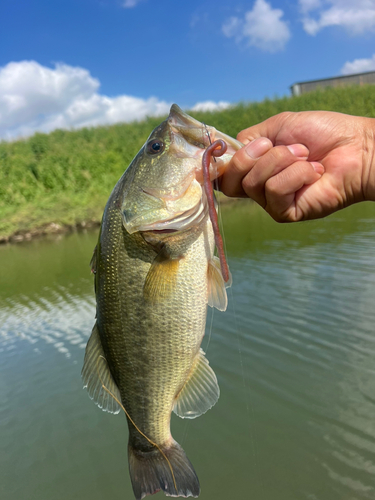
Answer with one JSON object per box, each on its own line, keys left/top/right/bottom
{"left": 287, "top": 144, "right": 309, "bottom": 158}
{"left": 245, "top": 138, "right": 272, "bottom": 159}
{"left": 311, "top": 162, "right": 325, "bottom": 175}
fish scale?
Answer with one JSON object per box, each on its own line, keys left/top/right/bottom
{"left": 97, "top": 191, "right": 214, "bottom": 448}
{"left": 82, "top": 104, "right": 241, "bottom": 499}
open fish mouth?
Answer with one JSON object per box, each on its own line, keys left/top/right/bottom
{"left": 123, "top": 175, "right": 205, "bottom": 234}
{"left": 135, "top": 195, "right": 208, "bottom": 234}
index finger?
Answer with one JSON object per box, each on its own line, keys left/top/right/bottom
{"left": 237, "top": 112, "right": 294, "bottom": 145}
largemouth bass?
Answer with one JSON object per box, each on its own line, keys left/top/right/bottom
{"left": 82, "top": 105, "right": 241, "bottom": 499}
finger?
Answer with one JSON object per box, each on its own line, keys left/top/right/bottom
{"left": 220, "top": 137, "right": 273, "bottom": 197}
{"left": 237, "top": 112, "right": 293, "bottom": 144}
{"left": 242, "top": 144, "right": 309, "bottom": 207}
{"left": 264, "top": 161, "right": 324, "bottom": 222}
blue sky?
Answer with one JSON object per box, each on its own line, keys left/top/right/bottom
{"left": 1, "top": 0, "right": 375, "bottom": 139}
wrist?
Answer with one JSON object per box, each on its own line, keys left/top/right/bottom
{"left": 361, "top": 117, "right": 375, "bottom": 202}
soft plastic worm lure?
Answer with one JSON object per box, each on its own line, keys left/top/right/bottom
{"left": 202, "top": 139, "right": 230, "bottom": 283}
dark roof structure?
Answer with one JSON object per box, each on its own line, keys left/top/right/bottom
{"left": 290, "top": 71, "right": 375, "bottom": 96}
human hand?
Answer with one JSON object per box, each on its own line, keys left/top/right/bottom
{"left": 220, "top": 111, "right": 375, "bottom": 222}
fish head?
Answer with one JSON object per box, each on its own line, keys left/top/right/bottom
{"left": 122, "top": 104, "right": 242, "bottom": 234}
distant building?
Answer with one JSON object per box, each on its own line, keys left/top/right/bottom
{"left": 290, "top": 71, "right": 375, "bottom": 96}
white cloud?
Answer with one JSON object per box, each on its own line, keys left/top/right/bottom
{"left": 0, "top": 61, "right": 172, "bottom": 140}
{"left": 0, "top": 61, "right": 233, "bottom": 141}
{"left": 299, "top": 0, "right": 375, "bottom": 35}
{"left": 341, "top": 54, "right": 375, "bottom": 74}
{"left": 190, "top": 101, "right": 231, "bottom": 112}
{"left": 222, "top": 0, "right": 291, "bottom": 52}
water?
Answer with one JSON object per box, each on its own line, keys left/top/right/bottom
{"left": 1, "top": 201, "right": 375, "bottom": 500}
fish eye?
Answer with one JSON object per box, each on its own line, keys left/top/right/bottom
{"left": 146, "top": 139, "right": 165, "bottom": 155}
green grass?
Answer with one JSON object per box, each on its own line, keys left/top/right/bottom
{"left": 1, "top": 85, "right": 375, "bottom": 239}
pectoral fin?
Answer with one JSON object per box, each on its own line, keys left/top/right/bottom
{"left": 143, "top": 254, "right": 179, "bottom": 302}
{"left": 207, "top": 256, "right": 232, "bottom": 312}
{"left": 173, "top": 349, "right": 220, "bottom": 419}
{"left": 82, "top": 323, "right": 121, "bottom": 414}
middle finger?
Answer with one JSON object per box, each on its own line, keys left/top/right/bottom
{"left": 242, "top": 144, "right": 309, "bottom": 207}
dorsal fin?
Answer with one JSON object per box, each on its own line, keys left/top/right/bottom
{"left": 82, "top": 323, "right": 121, "bottom": 414}
{"left": 173, "top": 349, "right": 220, "bottom": 419}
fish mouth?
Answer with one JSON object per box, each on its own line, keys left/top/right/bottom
{"left": 123, "top": 175, "right": 205, "bottom": 234}
{"left": 135, "top": 195, "right": 208, "bottom": 234}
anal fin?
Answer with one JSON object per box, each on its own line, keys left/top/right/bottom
{"left": 81, "top": 323, "right": 121, "bottom": 414}
{"left": 173, "top": 349, "right": 220, "bottom": 419}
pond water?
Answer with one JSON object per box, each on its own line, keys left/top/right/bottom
{"left": 1, "top": 200, "right": 375, "bottom": 500}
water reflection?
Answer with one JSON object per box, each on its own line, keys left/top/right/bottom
{"left": 0, "top": 286, "right": 94, "bottom": 357}
{"left": 1, "top": 203, "right": 375, "bottom": 500}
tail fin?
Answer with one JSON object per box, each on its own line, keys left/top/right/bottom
{"left": 128, "top": 440, "right": 200, "bottom": 499}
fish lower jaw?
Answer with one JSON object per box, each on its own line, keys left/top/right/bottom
{"left": 145, "top": 228, "right": 178, "bottom": 235}
{"left": 136, "top": 199, "right": 207, "bottom": 233}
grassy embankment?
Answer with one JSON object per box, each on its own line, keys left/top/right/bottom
{"left": 1, "top": 85, "right": 375, "bottom": 242}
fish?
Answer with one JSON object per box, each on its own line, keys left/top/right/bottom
{"left": 82, "top": 104, "right": 241, "bottom": 499}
